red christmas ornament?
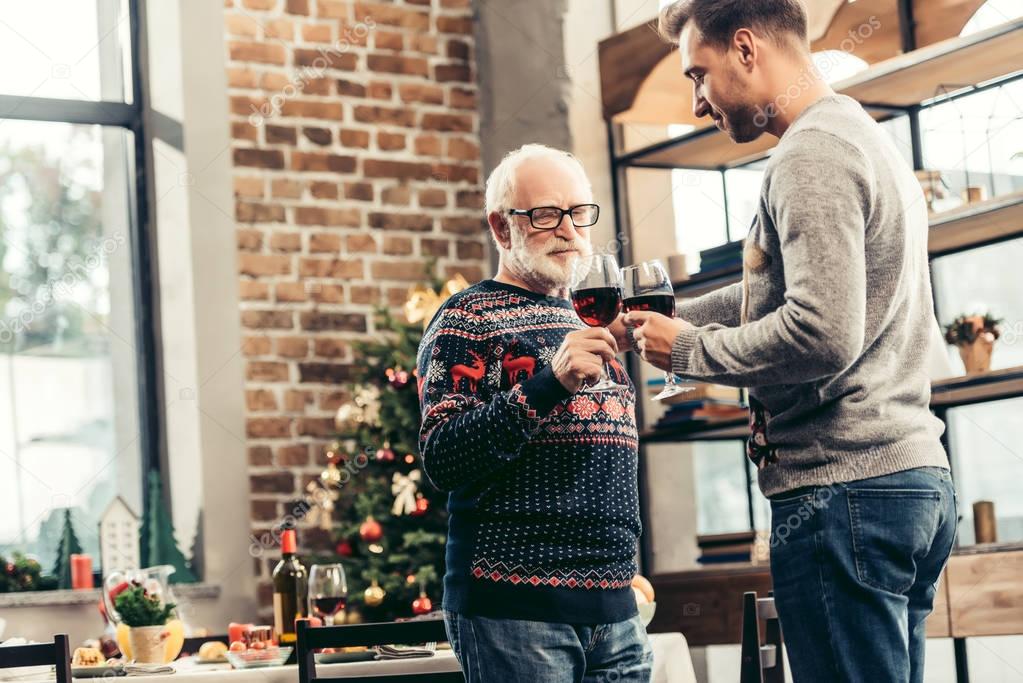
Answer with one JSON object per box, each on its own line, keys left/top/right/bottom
{"left": 336, "top": 539, "right": 353, "bottom": 557}
{"left": 375, "top": 443, "right": 396, "bottom": 463}
{"left": 359, "top": 516, "right": 383, "bottom": 543}
{"left": 386, "top": 366, "right": 411, "bottom": 389}
{"left": 411, "top": 494, "right": 429, "bottom": 517}
{"left": 412, "top": 590, "right": 433, "bottom": 615}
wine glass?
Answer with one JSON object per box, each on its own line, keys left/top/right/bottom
{"left": 569, "top": 253, "right": 629, "bottom": 393}
{"left": 622, "top": 260, "right": 693, "bottom": 400}
{"left": 308, "top": 564, "right": 348, "bottom": 626}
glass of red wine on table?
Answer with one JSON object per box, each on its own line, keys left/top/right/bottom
{"left": 622, "top": 259, "right": 693, "bottom": 400}
{"left": 308, "top": 563, "right": 347, "bottom": 626}
{"left": 569, "top": 253, "right": 629, "bottom": 393}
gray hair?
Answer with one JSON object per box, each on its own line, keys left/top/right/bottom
{"left": 484, "top": 143, "right": 591, "bottom": 219}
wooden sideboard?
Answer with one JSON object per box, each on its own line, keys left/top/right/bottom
{"left": 648, "top": 546, "right": 1023, "bottom": 646}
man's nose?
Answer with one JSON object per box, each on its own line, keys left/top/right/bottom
{"left": 553, "top": 212, "right": 578, "bottom": 239}
{"left": 693, "top": 88, "right": 711, "bottom": 119}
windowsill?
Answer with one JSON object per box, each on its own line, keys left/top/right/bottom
{"left": 0, "top": 583, "right": 221, "bottom": 608}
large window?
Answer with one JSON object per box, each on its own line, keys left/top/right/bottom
{"left": 0, "top": 2, "right": 163, "bottom": 581}
{"left": 919, "top": 78, "right": 1023, "bottom": 211}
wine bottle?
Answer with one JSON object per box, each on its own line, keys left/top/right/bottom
{"left": 272, "top": 529, "right": 308, "bottom": 645}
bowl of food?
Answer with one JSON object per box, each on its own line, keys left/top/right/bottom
{"left": 225, "top": 645, "right": 292, "bottom": 669}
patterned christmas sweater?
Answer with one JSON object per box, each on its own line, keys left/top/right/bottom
{"left": 416, "top": 279, "right": 641, "bottom": 624}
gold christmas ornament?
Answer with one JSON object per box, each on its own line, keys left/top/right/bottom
{"left": 320, "top": 462, "right": 342, "bottom": 486}
{"left": 404, "top": 274, "right": 470, "bottom": 329}
{"left": 364, "top": 579, "right": 386, "bottom": 607}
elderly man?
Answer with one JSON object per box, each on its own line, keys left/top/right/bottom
{"left": 622, "top": 2, "right": 956, "bottom": 682}
{"left": 416, "top": 143, "right": 651, "bottom": 682}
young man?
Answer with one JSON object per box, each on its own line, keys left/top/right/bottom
{"left": 417, "top": 144, "right": 651, "bottom": 682}
{"left": 622, "top": 2, "right": 957, "bottom": 681}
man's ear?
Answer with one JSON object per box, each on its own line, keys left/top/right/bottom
{"left": 488, "top": 211, "right": 512, "bottom": 250}
{"left": 733, "top": 28, "right": 757, "bottom": 70}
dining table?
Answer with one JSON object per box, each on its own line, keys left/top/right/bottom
{"left": 12, "top": 632, "right": 696, "bottom": 683}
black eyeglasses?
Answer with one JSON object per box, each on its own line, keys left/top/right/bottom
{"left": 507, "top": 204, "right": 600, "bottom": 230}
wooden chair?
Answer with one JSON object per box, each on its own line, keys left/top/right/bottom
{"left": 740, "top": 591, "right": 786, "bottom": 683}
{"left": 0, "top": 634, "right": 72, "bottom": 683}
{"left": 180, "top": 634, "right": 230, "bottom": 657}
{"left": 297, "top": 619, "right": 463, "bottom": 683}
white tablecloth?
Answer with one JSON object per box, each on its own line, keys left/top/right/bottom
{"left": 19, "top": 632, "right": 694, "bottom": 683}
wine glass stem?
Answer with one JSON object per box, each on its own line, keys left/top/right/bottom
{"left": 325, "top": 614, "right": 334, "bottom": 626}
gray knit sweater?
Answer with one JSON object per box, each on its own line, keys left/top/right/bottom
{"left": 672, "top": 94, "right": 949, "bottom": 497}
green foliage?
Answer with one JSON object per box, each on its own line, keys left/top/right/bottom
{"left": 113, "top": 584, "right": 176, "bottom": 627}
{"left": 0, "top": 134, "right": 106, "bottom": 354}
{"left": 944, "top": 313, "right": 1003, "bottom": 346}
{"left": 0, "top": 552, "right": 57, "bottom": 593}
{"left": 51, "top": 508, "right": 84, "bottom": 590}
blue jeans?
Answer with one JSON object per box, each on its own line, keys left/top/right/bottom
{"left": 443, "top": 611, "right": 652, "bottom": 683}
{"left": 769, "top": 466, "right": 957, "bottom": 682}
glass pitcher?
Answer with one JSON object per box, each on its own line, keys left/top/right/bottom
{"left": 102, "top": 565, "right": 178, "bottom": 626}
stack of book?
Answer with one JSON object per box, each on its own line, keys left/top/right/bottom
{"left": 649, "top": 382, "right": 748, "bottom": 429}
{"left": 696, "top": 531, "right": 757, "bottom": 565}
{"left": 697, "top": 240, "right": 743, "bottom": 274}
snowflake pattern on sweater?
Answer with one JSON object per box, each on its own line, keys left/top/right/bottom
{"left": 417, "top": 279, "right": 641, "bottom": 623}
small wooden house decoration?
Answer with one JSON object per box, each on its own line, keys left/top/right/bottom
{"left": 99, "top": 496, "right": 141, "bottom": 575}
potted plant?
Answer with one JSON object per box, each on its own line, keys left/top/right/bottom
{"left": 944, "top": 313, "right": 1002, "bottom": 374}
{"left": 113, "top": 583, "right": 177, "bottom": 664}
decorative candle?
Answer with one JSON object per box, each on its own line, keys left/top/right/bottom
{"left": 973, "top": 501, "right": 997, "bottom": 544}
{"left": 70, "top": 554, "right": 94, "bottom": 589}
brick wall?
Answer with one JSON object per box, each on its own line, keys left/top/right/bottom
{"left": 223, "top": 0, "right": 488, "bottom": 613}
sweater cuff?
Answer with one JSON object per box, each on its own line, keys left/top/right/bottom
{"left": 671, "top": 327, "right": 699, "bottom": 375}
{"left": 515, "top": 366, "right": 572, "bottom": 418}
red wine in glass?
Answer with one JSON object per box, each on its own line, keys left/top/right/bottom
{"left": 312, "top": 596, "right": 347, "bottom": 619}
{"left": 623, "top": 294, "right": 675, "bottom": 317}
{"left": 621, "top": 260, "right": 693, "bottom": 400}
{"left": 572, "top": 286, "right": 623, "bottom": 327}
{"left": 569, "top": 254, "right": 629, "bottom": 393}
{"left": 308, "top": 563, "right": 347, "bottom": 625}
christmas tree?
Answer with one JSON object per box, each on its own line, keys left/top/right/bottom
{"left": 305, "top": 271, "right": 466, "bottom": 622}
{"left": 140, "top": 471, "right": 197, "bottom": 584}
{"left": 52, "top": 508, "right": 84, "bottom": 589}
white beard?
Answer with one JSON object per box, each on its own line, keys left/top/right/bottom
{"left": 503, "top": 227, "right": 593, "bottom": 293}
